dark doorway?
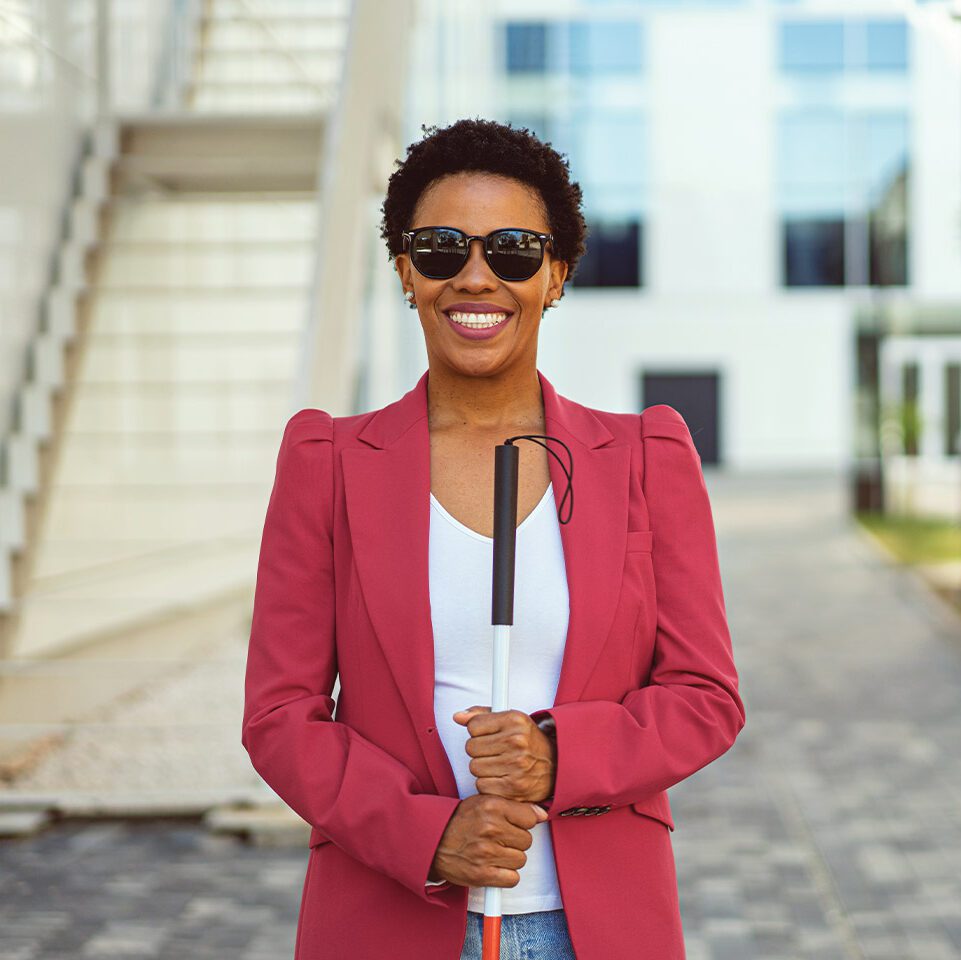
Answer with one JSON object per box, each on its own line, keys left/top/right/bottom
{"left": 640, "top": 371, "right": 721, "bottom": 465}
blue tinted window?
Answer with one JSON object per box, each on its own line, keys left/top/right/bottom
{"left": 865, "top": 20, "right": 908, "bottom": 71}
{"left": 779, "top": 21, "right": 844, "bottom": 72}
{"left": 778, "top": 111, "right": 846, "bottom": 216}
{"left": 779, "top": 18, "right": 909, "bottom": 75}
{"left": 506, "top": 22, "right": 547, "bottom": 73}
{"left": 568, "top": 20, "right": 643, "bottom": 74}
{"left": 778, "top": 108, "right": 910, "bottom": 286}
{"left": 858, "top": 112, "right": 909, "bottom": 207}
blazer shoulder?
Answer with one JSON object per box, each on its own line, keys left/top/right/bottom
{"left": 282, "top": 408, "right": 334, "bottom": 446}
{"left": 640, "top": 404, "right": 694, "bottom": 444}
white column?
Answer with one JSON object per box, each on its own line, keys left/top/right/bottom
{"left": 918, "top": 343, "right": 945, "bottom": 460}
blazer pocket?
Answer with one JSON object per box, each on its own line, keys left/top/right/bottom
{"left": 625, "top": 529, "right": 653, "bottom": 554}
{"left": 631, "top": 792, "right": 675, "bottom": 832}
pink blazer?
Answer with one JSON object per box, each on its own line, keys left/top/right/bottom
{"left": 242, "top": 367, "right": 745, "bottom": 960}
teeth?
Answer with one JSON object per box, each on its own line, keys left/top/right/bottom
{"left": 448, "top": 311, "right": 508, "bottom": 328}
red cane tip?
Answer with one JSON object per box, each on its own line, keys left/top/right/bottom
{"left": 481, "top": 914, "right": 502, "bottom": 960}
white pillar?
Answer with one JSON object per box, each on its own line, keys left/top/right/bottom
{"left": 918, "top": 342, "right": 945, "bottom": 460}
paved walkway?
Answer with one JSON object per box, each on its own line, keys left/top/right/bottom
{"left": 2, "top": 469, "right": 961, "bottom": 959}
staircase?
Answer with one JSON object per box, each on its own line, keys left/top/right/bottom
{"left": 0, "top": 0, "right": 356, "bottom": 806}
{"left": 189, "top": 0, "right": 348, "bottom": 113}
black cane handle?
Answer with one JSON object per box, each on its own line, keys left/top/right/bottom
{"left": 491, "top": 443, "right": 519, "bottom": 626}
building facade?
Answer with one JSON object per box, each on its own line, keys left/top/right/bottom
{"left": 396, "top": 0, "right": 961, "bottom": 472}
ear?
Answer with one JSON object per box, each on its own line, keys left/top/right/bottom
{"left": 394, "top": 256, "right": 411, "bottom": 288}
{"left": 548, "top": 258, "right": 568, "bottom": 300}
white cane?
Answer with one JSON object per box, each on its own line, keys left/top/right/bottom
{"left": 482, "top": 439, "right": 519, "bottom": 960}
{"left": 483, "top": 433, "right": 574, "bottom": 960}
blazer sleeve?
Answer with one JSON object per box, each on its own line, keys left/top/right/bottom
{"left": 241, "top": 409, "right": 461, "bottom": 905}
{"left": 530, "top": 404, "right": 746, "bottom": 817}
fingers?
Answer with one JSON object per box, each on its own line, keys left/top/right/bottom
{"left": 464, "top": 733, "right": 507, "bottom": 758}
{"left": 468, "top": 751, "right": 536, "bottom": 776}
{"left": 453, "top": 705, "right": 490, "bottom": 720}
{"left": 481, "top": 865, "right": 522, "bottom": 889}
{"left": 459, "top": 708, "right": 528, "bottom": 740}
{"left": 499, "top": 797, "right": 548, "bottom": 832}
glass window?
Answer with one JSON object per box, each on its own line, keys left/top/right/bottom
{"left": 571, "top": 220, "right": 643, "bottom": 288}
{"left": 581, "top": 112, "right": 646, "bottom": 188}
{"left": 865, "top": 19, "right": 908, "bottom": 72}
{"left": 568, "top": 20, "right": 643, "bottom": 74}
{"left": 779, "top": 21, "right": 844, "bottom": 73}
{"left": 505, "top": 22, "right": 548, "bottom": 73}
{"left": 857, "top": 112, "right": 909, "bottom": 210}
{"left": 778, "top": 111, "right": 846, "bottom": 205}
{"left": 778, "top": 109, "right": 909, "bottom": 286}
{"left": 783, "top": 219, "right": 845, "bottom": 286}
{"left": 779, "top": 18, "right": 908, "bottom": 74}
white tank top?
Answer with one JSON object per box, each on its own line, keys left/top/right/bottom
{"left": 428, "top": 481, "right": 570, "bottom": 913}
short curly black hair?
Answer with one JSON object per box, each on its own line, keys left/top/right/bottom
{"left": 379, "top": 117, "right": 587, "bottom": 296}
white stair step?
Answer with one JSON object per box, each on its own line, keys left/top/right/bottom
{"left": 97, "top": 244, "right": 313, "bottom": 287}
{"left": 67, "top": 388, "right": 292, "bottom": 434}
{"left": 10, "top": 539, "right": 259, "bottom": 659}
{"left": 77, "top": 339, "right": 297, "bottom": 383}
{"left": 189, "top": 88, "right": 337, "bottom": 112}
{"left": 202, "top": 19, "right": 348, "bottom": 49}
{"left": 107, "top": 199, "right": 316, "bottom": 242}
{"left": 41, "top": 487, "right": 269, "bottom": 541}
{"left": 56, "top": 431, "right": 282, "bottom": 482}
{"left": 90, "top": 291, "right": 306, "bottom": 334}
{"left": 197, "top": 49, "right": 342, "bottom": 84}
{"left": 28, "top": 535, "right": 249, "bottom": 585}
{"left": 208, "top": 0, "right": 349, "bottom": 16}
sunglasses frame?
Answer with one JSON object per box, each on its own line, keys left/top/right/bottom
{"left": 401, "top": 225, "right": 554, "bottom": 282}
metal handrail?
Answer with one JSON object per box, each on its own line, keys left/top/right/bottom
{"left": 150, "top": 0, "right": 205, "bottom": 110}
{"left": 229, "top": 0, "right": 334, "bottom": 94}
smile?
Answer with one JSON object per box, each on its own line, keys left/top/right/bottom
{"left": 447, "top": 311, "right": 510, "bottom": 328}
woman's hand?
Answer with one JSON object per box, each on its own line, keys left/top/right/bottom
{"left": 429, "top": 794, "right": 548, "bottom": 887}
{"left": 453, "top": 706, "right": 557, "bottom": 804}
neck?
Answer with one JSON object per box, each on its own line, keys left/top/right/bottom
{"left": 426, "top": 362, "right": 545, "bottom": 433}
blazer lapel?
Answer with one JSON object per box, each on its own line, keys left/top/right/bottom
{"left": 342, "top": 368, "right": 630, "bottom": 797}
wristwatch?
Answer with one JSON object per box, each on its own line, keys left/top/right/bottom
{"left": 535, "top": 715, "right": 556, "bottom": 738}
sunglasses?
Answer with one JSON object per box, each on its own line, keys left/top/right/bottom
{"left": 401, "top": 226, "right": 554, "bottom": 282}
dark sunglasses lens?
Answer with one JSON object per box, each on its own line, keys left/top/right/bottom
{"left": 411, "top": 228, "right": 467, "bottom": 278}
{"left": 487, "top": 230, "right": 544, "bottom": 281}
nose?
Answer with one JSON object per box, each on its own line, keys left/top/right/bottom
{"left": 454, "top": 237, "right": 497, "bottom": 290}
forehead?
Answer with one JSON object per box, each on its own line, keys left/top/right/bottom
{"left": 412, "top": 172, "right": 548, "bottom": 233}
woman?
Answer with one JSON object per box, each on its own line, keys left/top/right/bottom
{"left": 242, "top": 118, "right": 746, "bottom": 960}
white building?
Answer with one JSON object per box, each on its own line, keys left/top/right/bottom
{"left": 384, "top": 0, "right": 961, "bottom": 473}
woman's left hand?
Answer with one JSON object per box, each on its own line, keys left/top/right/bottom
{"left": 453, "top": 706, "right": 556, "bottom": 805}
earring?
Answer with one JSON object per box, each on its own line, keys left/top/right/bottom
{"left": 405, "top": 291, "right": 414, "bottom": 301}
{"left": 547, "top": 298, "right": 560, "bottom": 309}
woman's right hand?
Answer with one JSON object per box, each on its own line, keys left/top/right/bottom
{"left": 428, "top": 794, "right": 548, "bottom": 888}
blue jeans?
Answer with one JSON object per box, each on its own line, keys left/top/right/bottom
{"left": 459, "top": 909, "right": 576, "bottom": 960}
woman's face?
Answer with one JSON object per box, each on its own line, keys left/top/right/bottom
{"left": 395, "top": 172, "right": 568, "bottom": 378}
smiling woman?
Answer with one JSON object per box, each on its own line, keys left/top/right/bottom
{"left": 242, "top": 117, "right": 744, "bottom": 960}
